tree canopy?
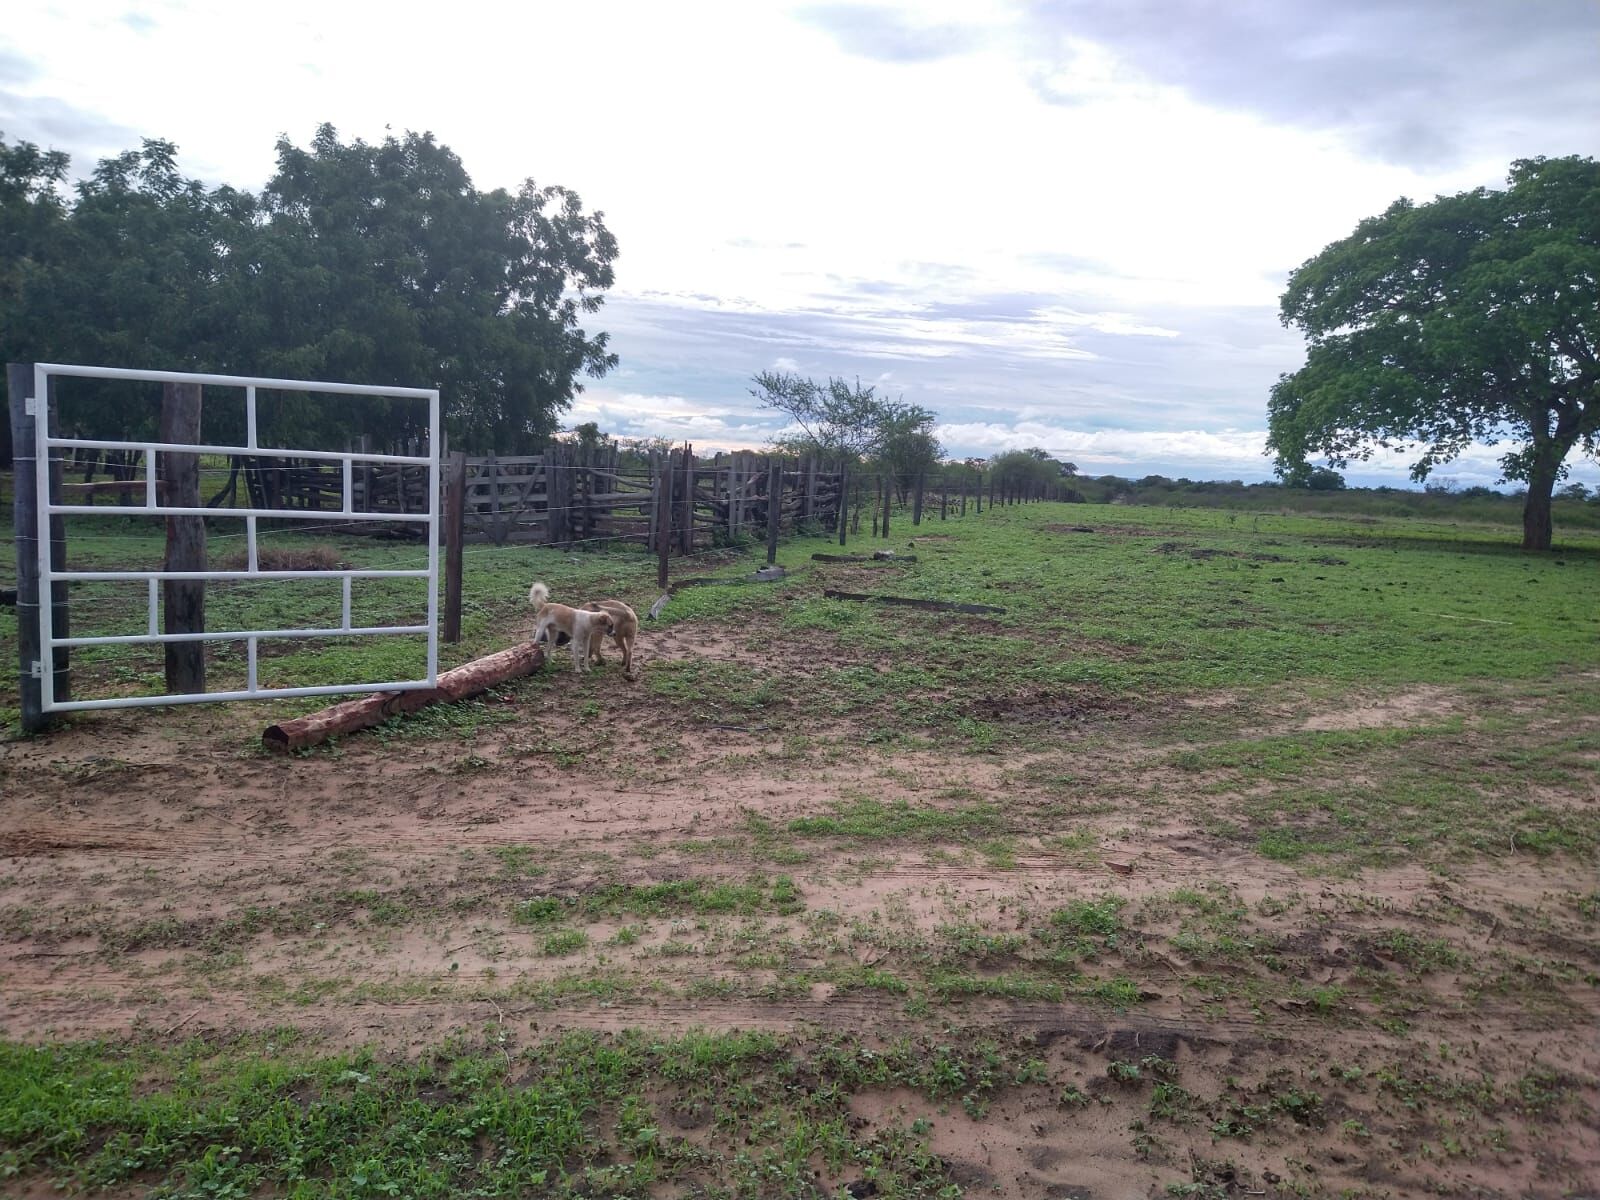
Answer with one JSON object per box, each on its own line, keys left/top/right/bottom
{"left": 749, "top": 370, "right": 943, "bottom": 494}
{"left": 1267, "top": 155, "right": 1599, "bottom": 549}
{"left": 0, "top": 125, "right": 618, "bottom": 456}
{"left": 988, "top": 448, "right": 1068, "bottom": 493}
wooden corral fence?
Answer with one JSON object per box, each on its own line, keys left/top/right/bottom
{"left": 455, "top": 445, "right": 844, "bottom": 550}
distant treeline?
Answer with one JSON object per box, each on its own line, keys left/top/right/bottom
{"left": 1062, "top": 473, "right": 1600, "bottom": 527}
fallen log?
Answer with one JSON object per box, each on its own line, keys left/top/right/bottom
{"left": 822, "top": 589, "right": 1006, "bottom": 615}
{"left": 811, "top": 553, "right": 918, "bottom": 563}
{"left": 262, "top": 641, "right": 546, "bottom": 753}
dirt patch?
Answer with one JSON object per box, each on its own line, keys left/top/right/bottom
{"left": 3, "top": 648, "right": 1597, "bottom": 1199}
{"left": 1301, "top": 685, "right": 1458, "bottom": 731}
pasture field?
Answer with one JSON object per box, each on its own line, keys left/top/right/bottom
{"left": 1, "top": 500, "right": 1598, "bottom": 1199}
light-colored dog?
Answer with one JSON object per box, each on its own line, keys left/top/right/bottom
{"left": 528, "top": 581, "right": 615, "bottom": 674}
{"left": 583, "top": 599, "right": 640, "bottom": 681}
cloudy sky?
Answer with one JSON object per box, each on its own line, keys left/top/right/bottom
{"left": 6, "top": 0, "right": 1599, "bottom": 485}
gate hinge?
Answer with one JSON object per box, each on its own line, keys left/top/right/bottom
{"left": 29, "top": 659, "right": 45, "bottom": 679}
{"left": 24, "top": 396, "right": 38, "bottom": 417}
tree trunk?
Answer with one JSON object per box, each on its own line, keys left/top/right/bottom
{"left": 1522, "top": 432, "right": 1575, "bottom": 552}
{"left": 1522, "top": 463, "right": 1556, "bottom": 551}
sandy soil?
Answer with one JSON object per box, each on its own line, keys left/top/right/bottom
{"left": 2, "top": 630, "right": 1597, "bottom": 1199}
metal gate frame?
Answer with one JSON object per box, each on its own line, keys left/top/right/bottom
{"left": 32, "top": 364, "right": 441, "bottom": 712}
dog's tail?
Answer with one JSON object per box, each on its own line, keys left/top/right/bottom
{"left": 528, "top": 581, "right": 550, "bottom": 608}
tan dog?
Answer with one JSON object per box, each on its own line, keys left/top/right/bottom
{"left": 528, "top": 581, "right": 615, "bottom": 674}
{"left": 583, "top": 599, "right": 640, "bottom": 680}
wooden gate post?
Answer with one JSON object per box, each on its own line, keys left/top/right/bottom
{"left": 765, "top": 455, "right": 781, "bottom": 565}
{"left": 442, "top": 450, "right": 467, "bottom": 643}
{"left": 161, "top": 381, "right": 205, "bottom": 694}
{"left": 9, "top": 362, "right": 71, "bottom": 730}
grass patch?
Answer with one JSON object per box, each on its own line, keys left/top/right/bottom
{"left": 788, "top": 797, "right": 1003, "bottom": 840}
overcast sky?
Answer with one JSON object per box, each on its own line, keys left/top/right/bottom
{"left": 6, "top": 0, "right": 1599, "bottom": 485}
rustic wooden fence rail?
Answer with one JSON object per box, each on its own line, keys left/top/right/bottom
{"left": 51, "top": 444, "right": 1076, "bottom": 549}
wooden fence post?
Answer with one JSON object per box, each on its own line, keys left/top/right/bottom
{"left": 161, "top": 381, "right": 205, "bottom": 694}
{"left": 8, "top": 362, "right": 71, "bottom": 730}
{"left": 679, "top": 444, "right": 695, "bottom": 555}
{"left": 443, "top": 450, "right": 466, "bottom": 643}
{"left": 359, "top": 434, "right": 373, "bottom": 512}
{"left": 765, "top": 455, "right": 781, "bottom": 565}
{"left": 837, "top": 460, "right": 849, "bottom": 546}
{"left": 881, "top": 473, "right": 891, "bottom": 540}
{"left": 655, "top": 450, "right": 673, "bottom": 588}
{"left": 940, "top": 476, "right": 948, "bottom": 520}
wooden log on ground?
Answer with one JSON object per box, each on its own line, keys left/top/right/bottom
{"left": 811, "top": 553, "right": 918, "bottom": 563}
{"left": 262, "top": 641, "right": 546, "bottom": 753}
{"left": 822, "top": 589, "right": 1005, "bottom": 615}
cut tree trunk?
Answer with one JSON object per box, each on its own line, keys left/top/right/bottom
{"left": 262, "top": 641, "right": 545, "bottom": 752}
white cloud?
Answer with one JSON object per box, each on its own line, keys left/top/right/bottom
{"left": 6, "top": 0, "right": 1595, "bottom": 484}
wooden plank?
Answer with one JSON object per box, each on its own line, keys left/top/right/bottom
{"left": 822, "top": 589, "right": 1005, "bottom": 615}
{"left": 161, "top": 382, "right": 205, "bottom": 694}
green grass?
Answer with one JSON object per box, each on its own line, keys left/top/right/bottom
{"left": 5, "top": 496, "right": 1598, "bottom": 729}
{"left": 1, "top": 1030, "right": 1045, "bottom": 1198}
{"left": 515, "top": 876, "right": 804, "bottom": 926}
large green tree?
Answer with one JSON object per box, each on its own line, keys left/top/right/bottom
{"left": 0, "top": 126, "right": 618, "bottom": 455}
{"left": 1267, "top": 156, "right": 1599, "bottom": 550}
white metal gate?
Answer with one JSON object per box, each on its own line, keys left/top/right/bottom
{"left": 32, "top": 364, "right": 441, "bottom": 712}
